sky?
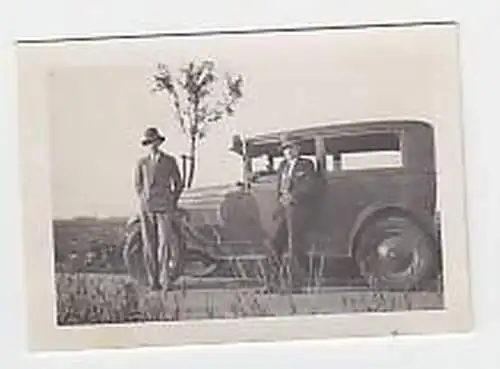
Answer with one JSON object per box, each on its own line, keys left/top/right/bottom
{"left": 45, "top": 26, "right": 458, "bottom": 219}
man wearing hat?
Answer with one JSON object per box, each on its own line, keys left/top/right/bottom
{"left": 267, "top": 138, "right": 319, "bottom": 291}
{"left": 134, "top": 127, "right": 183, "bottom": 291}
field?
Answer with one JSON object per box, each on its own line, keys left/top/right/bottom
{"left": 53, "top": 218, "right": 129, "bottom": 274}
{"left": 53, "top": 218, "right": 445, "bottom": 326}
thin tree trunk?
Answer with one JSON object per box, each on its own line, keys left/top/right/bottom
{"left": 181, "top": 155, "right": 188, "bottom": 188}
{"left": 186, "top": 137, "right": 197, "bottom": 189}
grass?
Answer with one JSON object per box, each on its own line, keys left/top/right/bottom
{"left": 55, "top": 272, "right": 444, "bottom": 326}
{"left": 53, "top": 218, "right": 445, "bottom": 326}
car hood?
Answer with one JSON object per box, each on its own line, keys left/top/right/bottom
{"left": 177, "top": 183, "right": 240, "bottom": 225}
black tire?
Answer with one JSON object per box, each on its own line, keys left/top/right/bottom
{"left": 122, "top": 218, "right": 185, "bottom": 286}
{"left": 354, "top": 212, "right": 438, "bottom": 291}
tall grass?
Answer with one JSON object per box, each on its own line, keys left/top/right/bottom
{"left": 55, "top": 266, "right": 444, "bottom": 326}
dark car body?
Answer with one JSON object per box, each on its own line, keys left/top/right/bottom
{"left": 178, "top": 119, "right": 441, "bottom": 289}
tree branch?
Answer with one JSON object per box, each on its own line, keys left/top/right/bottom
{"left": 151, "top": 59, "right": 244, "bottom": 186}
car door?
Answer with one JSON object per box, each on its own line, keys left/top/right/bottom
{"left": 314, "top": 154, "right": 354, "bottom": 257}
{"left": 317, "top": 149, "right": 405, "bottom": 258}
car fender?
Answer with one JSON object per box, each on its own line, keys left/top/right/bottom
{"left": 125, "top": 214, "right": 140, "bottom": 229}
{"left": 347, "top": 202, "right": 438, "bottom": 258}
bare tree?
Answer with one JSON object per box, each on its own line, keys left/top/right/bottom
{"left": 152, "top": 60, "right": 244, "bottom": 189}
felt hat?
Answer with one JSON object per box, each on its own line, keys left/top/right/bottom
{"left": 141, "top": 127, "right": 166, "bottom": 146}
{"left": 279, "top": 136, "right": 299, "bottom": 151}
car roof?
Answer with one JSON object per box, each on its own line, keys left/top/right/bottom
{"left": 230, "top": 119, "right": 432, "bottom": 157}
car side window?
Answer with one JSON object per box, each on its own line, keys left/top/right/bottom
{"left": 323, "top": 132, "right": 403, "bottom": 172}
{"left": 252, "top": 155, "right": 269, "bottom": 173}
{"left": 249, "top": 150, "right": 319, "bottom": 183}
{"left": 325, "top": 151, "right": 402, "bottom": 172}
{"left": 341, "top": 150, "right": 403, "bottom": 170}
{"left": 325, "top": 154, "right": 342, "bottom": 172}
{"left": 250, "top": 154, "right": 279, "bottom": 184}
{"left": 301, "top": 155, "right": 317, "bottom": 170}
{"left": 273, "top": 155, "right": 317, "bottom": 172}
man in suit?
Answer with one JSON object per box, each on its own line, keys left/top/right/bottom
{"left": 134, "top": 127, "right": 183, "bottom": 291}
{"left": 267, "top": 139, "right": 319, "bottom": 290}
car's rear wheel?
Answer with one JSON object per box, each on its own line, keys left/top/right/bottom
{"left": 354, "top": 212, "right": 438, "bottom": 291}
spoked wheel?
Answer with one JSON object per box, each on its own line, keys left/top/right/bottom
{"left": 122, "top": 216, "right": 185, "bottom": 286}
{"left": 181, "top": 224, "right": 221, "bottom": 278}
{"left": 354, "top": 212, "right": 438, "bottom": 291}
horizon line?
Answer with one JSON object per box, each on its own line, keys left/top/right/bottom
{"left": 53, "top": 216, "right": 131, "bottom": 223}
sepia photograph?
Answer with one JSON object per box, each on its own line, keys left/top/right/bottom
{"left": 17, "top": 22, "right": 472, "bottom": 351}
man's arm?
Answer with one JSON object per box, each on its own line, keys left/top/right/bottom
{"left": 170, "top": 156, "right": 183, "bottom": 203}
{"left": 134, "top": 159, "right": 144, "bottom": 197}
{"left": 290, "top": 159, "right": 317, "bottom": 202}
{"left": 276, "top": 161, "right": 284, "bottom": 199}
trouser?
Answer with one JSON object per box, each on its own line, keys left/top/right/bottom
{"left": 139, "top": 211, "right": 176, "bottom": 287}
{"left": 269, "top": 204, "right": 312, "bottom": 284}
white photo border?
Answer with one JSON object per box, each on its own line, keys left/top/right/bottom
{"left": 16, "top": 22, "right": 473, "bottom": 352}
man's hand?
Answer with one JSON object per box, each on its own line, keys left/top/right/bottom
{"left": 280, "top": 191, "right": 295, "bottom": 207}
{"left": 173, "top": 195, "right": 180, "bottom": 210}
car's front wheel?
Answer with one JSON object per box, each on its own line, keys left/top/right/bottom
{"left": 122, "top": 217, "right": 185, "bottom": 286}
{"left": 354, "top": 212, "right": 438, "bottom": 291}
{"left": 181, "top": 224, "right": 221, "bottom": 278}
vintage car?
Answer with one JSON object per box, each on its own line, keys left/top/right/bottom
{"left": 124, "top": 119, "right": 442, "bottom": 291}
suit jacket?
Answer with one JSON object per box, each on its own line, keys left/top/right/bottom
{"left": 276, "top": 157, "right": 317, "bottom": 206}
{"left": 135, "top": 151, "right": 183, "bottom": 213}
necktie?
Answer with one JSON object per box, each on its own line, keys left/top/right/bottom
{"left": 281, "top": 161, "right": 291, "bottom": 191}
